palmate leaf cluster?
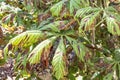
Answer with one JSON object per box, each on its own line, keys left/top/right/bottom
{"left": 1, "top": 0, "right": 120, "bottom": 80}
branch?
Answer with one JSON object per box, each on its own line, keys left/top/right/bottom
{"left": 85, "top": 44, "right": 111, "bottom": 55}
{"left": 38, "top": 13, "right": 51, "bottom": 23}
{"left": 62, "top": 19, "right": 76, "bottom": 30}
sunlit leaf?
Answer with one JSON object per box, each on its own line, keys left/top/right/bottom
{"left": 52, "top": 37, "right": 66, "bottom": 80}
{"left": 28, "top": 37, "right": 57, "bottom": 64}
{"left": 4, "top": 30, "right": 45, "bottom": 58}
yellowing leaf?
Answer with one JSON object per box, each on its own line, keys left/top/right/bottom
{"left": 52, "top": 37, "right": 67, "bottom": 80}
{"left": 4, "top": 30, "right": 45, "bottom": 59}
{"left": 28, "top": 37, "right": 57, "bottom": 64}
{"left": 0, "top": 50, "right": 3, "bottom": 59}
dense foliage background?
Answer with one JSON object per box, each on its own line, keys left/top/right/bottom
{"left": 0, "top": 0, "right": 120, "bottom": 80}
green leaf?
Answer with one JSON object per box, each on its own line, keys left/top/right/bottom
{"left": 0, "top": 59, "right": 6, "bottom": 66}
{"left": 117, "top": 63, "right": 120, "bottom": 78}
{"left": 114, "top": 49, "right": 120, "bottom": 61}
{"left": 80, "top": 11, "right": 100, "bottom": 31}
{"left": 66, "top": 36, "right": 86, "bottom": 61}
{"left": 40, "top": 21, "right": 67, "bottom": 32}
{"left": 4, "top": 30, "right": 45, "bottom": 59}
{"left": 11, "top": 30, "right": 45, "bottom": 46}
{"left": 75, "top": 7, "right": 100, "bottom": 18}
{"left": 50, "top": 1, "right": 64, "bottom": 16}
{"left": 68, "top": 74, "right": 76, "bottom": 80}
{"left": 28, "top": 37, "right": 57, "bottom": 64}
{"left": 0, "top": 0, "right": 5, "bottom": 2}
{"left": 52, "top": 37, "right": 66, "bottom": 80}
{"left": 103, "top": 73, "right": 113, "bottom": 80}
{"left": 106, "top": 16, "right": 120, "bottom": 35}
{"left": 105, "top": 6, "right": 118, "bottom": 13}
{"left": 70, "top": 0, "right": 81, "bottom": 14}
{"left": 70, "top": 0, "right": 90, "bottom": 15}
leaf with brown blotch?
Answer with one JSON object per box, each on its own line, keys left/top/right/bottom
{"left": 28, "top": 37, "right": 57, "bottom": 64}
{"left": 80, "top": 11, "right": 100, "bottom": 31}
{"left": 4, "top": 30, "right": 46, "bottom": 58}
{"left": 106, "top": 16, "right": 120, "bottom": 35}
{"left": 40, "top": 21, "right": 68, "bottom": 32}
{"left": 52, "top": 37, "right": 67, "bottom": 80}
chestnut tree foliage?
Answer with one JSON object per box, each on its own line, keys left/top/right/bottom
{"left": 1, "top": 0, "right": 120, "bottom": 80}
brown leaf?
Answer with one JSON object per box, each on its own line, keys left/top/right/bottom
{"left": 14, "top": 26, "right": 25, "bottom": 34}
{"left": 59, "top": 19, "right": 76, "bottom": 30}
{"left": 40, "top": 47, "right": 51, "bottom": 69}
{"left": 0, "top": 27, "right": 5, "bottom": 45}
{"left": 2, "top": 16, "right": 8, "bottom": 23}
{"left": 10, "top": 14, "right": 15, "bottom": 23}
{"left": 8, "top": 44, "right": 12, "bottom": 51}
{"left": 0, "top": 26, "right": 3, "bottom": 38}
{"left": 38, "top": 13, "right": 50, "bottom": 23}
